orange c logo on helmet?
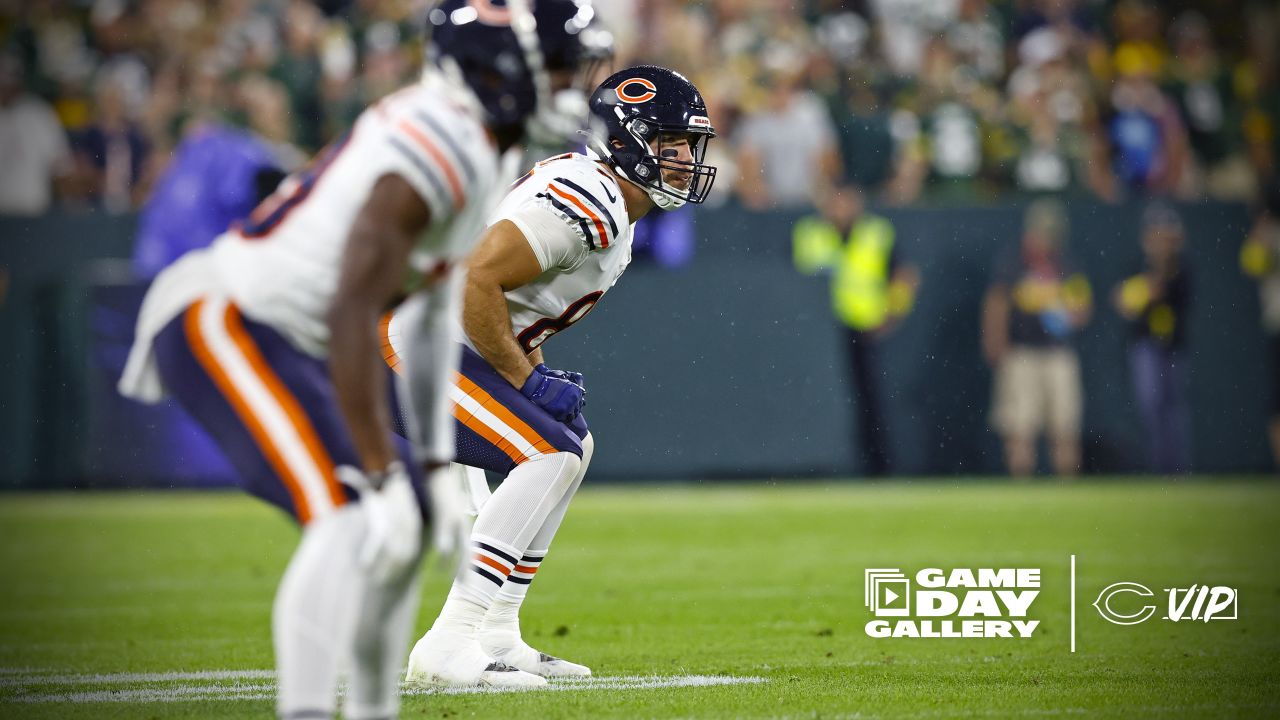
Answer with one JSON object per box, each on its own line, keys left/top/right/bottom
{"left": 469, "top": 0, "right": 513, "bottom": 26}
{"left": 616, "top": 78, "right": 658, "bottom": 104}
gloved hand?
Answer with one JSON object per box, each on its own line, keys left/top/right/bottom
{"left": 426, "top": 463, "right": 475, "bottom": 573}
{"left": 534, "top": 363, "right": 585, "bottom": 389}
{"left": 336, "top": 461, "right": 422, "bottom": 583}
{"left": 521, "top": 368, "right": 586, "bottom": 423}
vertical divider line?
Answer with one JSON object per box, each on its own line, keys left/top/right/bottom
{"left": 1070, "top": 554, "right": 1077, "bottom": 653}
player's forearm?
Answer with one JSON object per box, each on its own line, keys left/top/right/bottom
{"left": 462, "top": 275, "right": 535, "bottom": 388}
{"left": 328, "top": 184, "right": 424, "bottom": 474}
{"left": 398, "top": 284, "right": 458, "bottom": 467}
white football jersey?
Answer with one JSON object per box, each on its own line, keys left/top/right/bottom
{"left": 207, "top": 72, "right": 503, "bottom": 356}
{"left": 479, "top": 151, "right": 633, "bottom": 352}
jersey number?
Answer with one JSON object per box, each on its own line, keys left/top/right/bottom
{"left": 516, "top": 291, "right": 604, "bottom": 352}
{"left": 240, "top": 132, "right": 351, "bottom": 238}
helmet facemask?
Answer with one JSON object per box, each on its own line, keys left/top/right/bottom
{"left": 617, "top": 115, "right": 717, "bottom": 210}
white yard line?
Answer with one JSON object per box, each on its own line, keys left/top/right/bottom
{"left": 0, "top": 669, "right": 275, "bottom": 688}
{"left": 414, "top": 674, "right": 767, "bottom": 696}
{"left": 11, "top": 682, "right": 278, "bottom": 704}
{"left": 2, "top": 671, "right": 766, "bottom": 704}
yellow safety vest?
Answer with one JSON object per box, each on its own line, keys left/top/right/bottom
{"left": 793, "top": 215, "right": 898, "bottom": 331}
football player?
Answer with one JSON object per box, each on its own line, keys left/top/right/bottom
{"left": 117, "top": 1, "right": 598, "bottom": 716}
{"left": 382, "top": 65, "right": 718, "bottom": 687}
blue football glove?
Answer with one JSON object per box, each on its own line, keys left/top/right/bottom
{"left": 521, "top": 369, "right": 586, "bottom": 423}
{"left": 534, "top": 363, "right": 585, "bottom": 389}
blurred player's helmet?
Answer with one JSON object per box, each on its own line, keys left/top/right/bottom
{"left": 523, "top": 1, "right": 615, "bottom": 148}
{"left": 427, "top": 0, "right": 604, "bottom": 144}
{"left": 587, "top": 65, "right": 717, "bottom": 209}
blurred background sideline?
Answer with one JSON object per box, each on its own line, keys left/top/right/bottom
{"left": 2, "top": 0, "right": 1279, "bottom": 486}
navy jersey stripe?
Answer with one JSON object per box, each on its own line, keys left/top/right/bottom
{"left": 554, "top": 177, "right": 618, "bottom": 238}
{"left": 387, "top": 136, "right": 450, "bottom": 207}
{"left": 412, "top": 109, "right": 476, "bottom": 183}
{"left": 538, "top": 191, "right": 597, "bottom": 249}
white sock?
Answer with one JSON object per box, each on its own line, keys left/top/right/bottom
{"left": 273, "top": 506, "right": 364, "bottom": 719}
{"left": 484, "top": 433, "right": 593, "bottom": 635}
{"left": 430, "top": 451, "right": 581, "bottom": 637}
{"left": 344, "top": 548, "right": 423, "bottom": 720}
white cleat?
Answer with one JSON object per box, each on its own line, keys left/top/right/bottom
{"left": 478, "top": 628, "right": 592, "bottom": 678}
{"left": 405, "top": 628, "right": 547, "bottom": 689}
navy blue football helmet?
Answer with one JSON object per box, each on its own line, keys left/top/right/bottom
{"left": 427, "top": 0, "right": 602, "bottom": 142}
{"left": 588, "top": 66, "right": 717, "bottom": 209}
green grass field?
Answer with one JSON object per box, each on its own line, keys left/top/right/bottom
{"left": 1, "top": 479, "right": 1278, "bottom": 719}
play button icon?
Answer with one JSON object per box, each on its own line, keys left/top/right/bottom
{"left": 883, "top": 587, "right": 899, "bottom": 605}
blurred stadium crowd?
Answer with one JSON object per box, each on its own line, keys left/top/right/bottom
{"left": 1, "top": 0, "right": 1278, "bottom": 216}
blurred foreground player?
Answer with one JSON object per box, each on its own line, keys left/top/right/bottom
{"left": 383, "top": 66, "right": 717, "bottom": 687}
{"left": 118, "top": 1, "right": 593, "bottom": 715}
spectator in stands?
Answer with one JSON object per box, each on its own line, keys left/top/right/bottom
{"left": 870, "top": 0, "right": 956, "bottom": 78}
{"left": 1113, "top": 203, "right": 1194, "bottom": 473}
{"left": 827, "top": 76, "right": 899, "bottom": 196}
{"left": 1007, "top": 26, "right": 1116, "bottom": 199}
{"left": 0, "top": 51, "right": 73, "bottom": 216}
{"left": 71, "top": 71, "right": 150, "bottom": 213}
{"left": 1240, "top": 184, "right": 1280, "bottom": 469}
{"left": 1239, "top": 3, "right": 1279, "bottom": 189}
{"left": 947, "top": 0, "right": 1004, "bottom": 83}
{"left": 982, "top": 199, "right": 1092, "bottom": 477}
{"left": 736, "top": 66, "right": 840, "bottom": 210}
{"left": 270, "top": 0, "right": 327, "bottom": 152}
{"left": 793, "top": 184, "right": 919, "bottom": 475}
{"left": 1105, "top": 46, "right": 1193, "bottom": 196}
{"left": 1165, "top": 11, "right": 1254, "bottom": 200}
{"left": 235, "top": 74, "right": 306, "bottom": 169}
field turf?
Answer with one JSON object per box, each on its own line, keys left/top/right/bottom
{"left": 1, "top": 479, "right": 1278, "bottom": 718}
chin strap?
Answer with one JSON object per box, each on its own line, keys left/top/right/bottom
{"left": 649, "top": 187, "right": 686, "bottom": 210}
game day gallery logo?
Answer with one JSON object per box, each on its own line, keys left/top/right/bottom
{"left": 864, "top": 567, "right": 1041, "bottom": 638}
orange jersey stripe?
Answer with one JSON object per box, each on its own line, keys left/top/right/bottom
{"left": 452, "top": 403, "right": 531, "bottom": 465}
{"left": 397, "top": 119, "right": 465, "bottom": 210}
{"left": 476, "top": 553, "right": 513, "bottom": 576}
{"left": 548, "top": 184, "right": 608, "bottom": 247}
{"left": 513, "top": 564, "right": 539, "bottom": 574}
{"left": 453, "top": 372, "right": 557, "bottom": 456}
{"left": 221, "top": 304, "right": 348, "bottom": 510}
{"left": 379, "top": 313, "right": 402, "bottom": 376}
{"left": 184, "top": 301, "right": 315, "bottom": 523}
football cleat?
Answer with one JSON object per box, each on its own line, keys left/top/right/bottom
{"left": 405, "top": 628, "right": 548, "bottom": 688}
{"left": 478, "top": 628, "right": 592, "bottom": 678}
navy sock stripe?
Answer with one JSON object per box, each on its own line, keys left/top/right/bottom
{"left": 471, "top": 565, "right": 505, "bottom": 586}
{"left": 474, "top": 542, "right": 518, "bottom": 566}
